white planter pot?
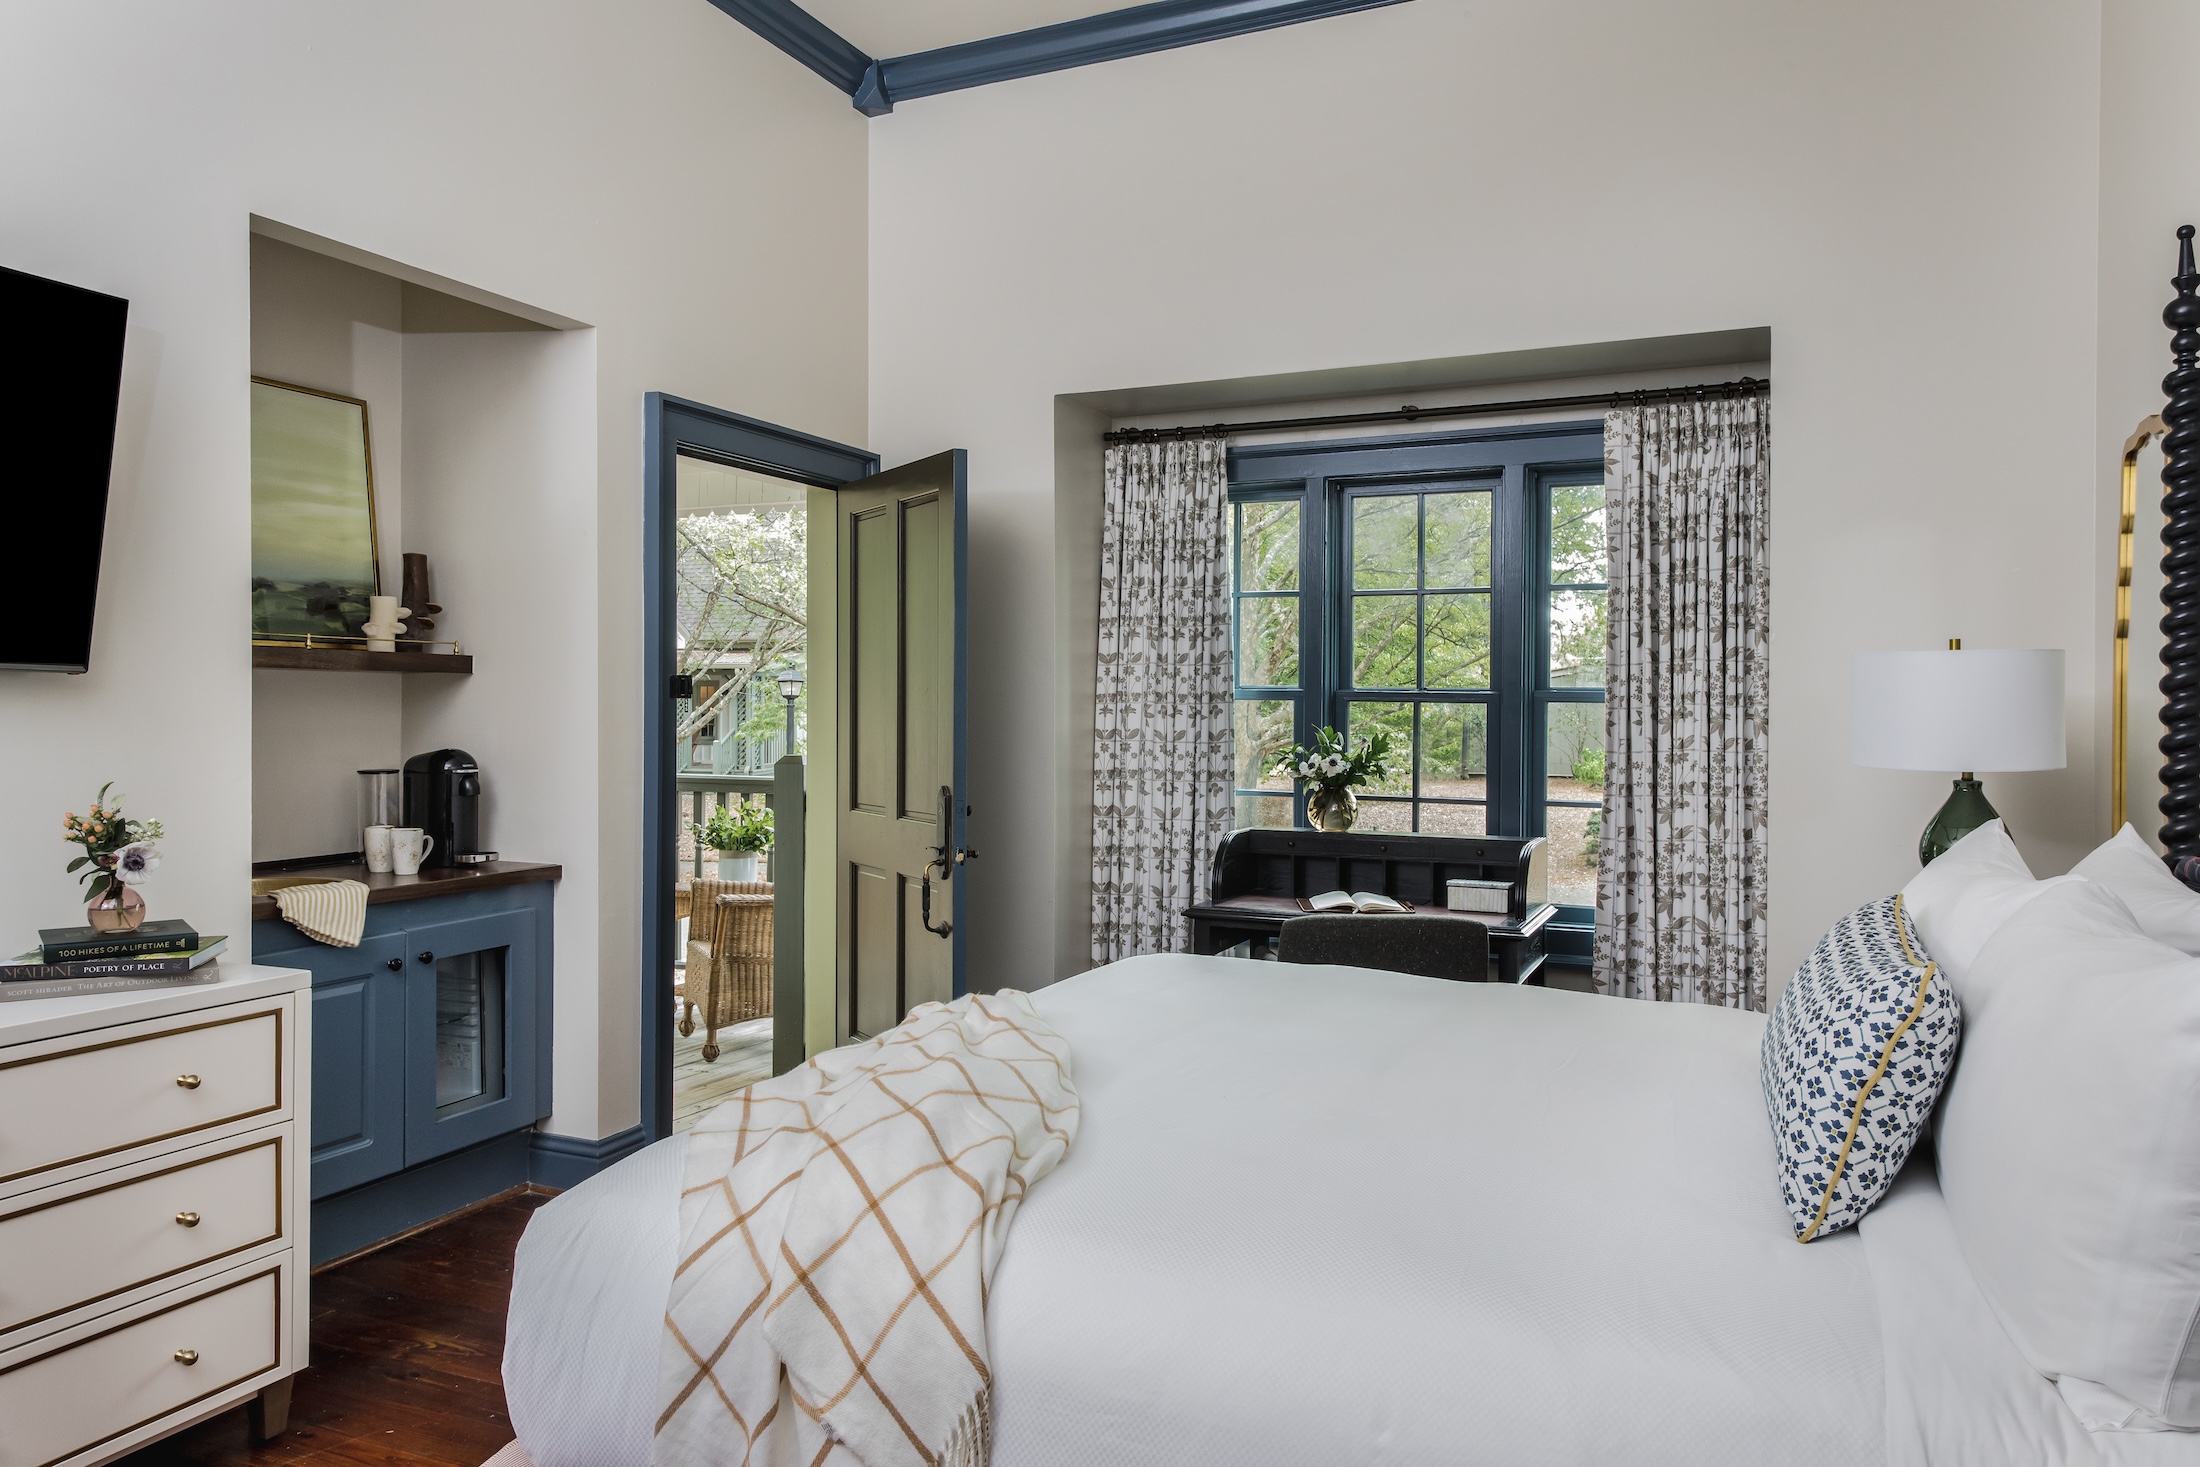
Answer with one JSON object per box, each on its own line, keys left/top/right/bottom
{"left": 715, "top": 853, "right": 760, "bottom": 882}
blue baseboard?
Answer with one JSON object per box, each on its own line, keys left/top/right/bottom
{"left": 311, "top": 1131, "right": 533, "bottom": 1267}
{"left": 311, "top": 1123, "right": 652, "bottom": 1266}
{"left": 529, "top": 1124, "right": 650, "bottom": 1191}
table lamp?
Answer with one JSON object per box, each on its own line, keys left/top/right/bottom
{"left": 1852, "top": 640, "right": 2066, "bottom": 865}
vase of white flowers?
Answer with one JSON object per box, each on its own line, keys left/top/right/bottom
{"left": 1274, "top": 726, "right": 1396, "bottom": 833}
{"left": 63, "top": 782, "right": 165, "bottom": 933}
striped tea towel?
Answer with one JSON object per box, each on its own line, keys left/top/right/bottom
{"left": 272, "top": 880, "right": 369, "bottom": 948}
{"left": 655, "top": 990, "right": 1077, "bottom": 1467}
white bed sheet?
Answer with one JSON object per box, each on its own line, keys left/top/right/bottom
{"left": 1860, "top": 1158, "right": 2199, "bottom": 1467}
{"left": 502, "top": 955, "right": 2163, "bottom": 1467}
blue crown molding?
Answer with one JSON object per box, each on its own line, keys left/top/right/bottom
{"left": 705, "top": 0, "right": 871, "bottom": 95}
{"left": 863, "top": 0, "right": 1413, "bottom": 114}
{"left": 708, "top": 0, "right": 1415, "bottom": 116}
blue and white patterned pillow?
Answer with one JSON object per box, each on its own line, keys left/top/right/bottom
{"left": 1761, "top": 894, "right": 1961, "bottom": 1241}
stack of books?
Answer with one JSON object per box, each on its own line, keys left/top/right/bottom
{"left": 2, "top": 919, "right": 228, "bottom": 1002}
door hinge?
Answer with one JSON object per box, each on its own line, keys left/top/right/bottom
{"left": 670, "top": 673, "right": 694, "bottom": 700}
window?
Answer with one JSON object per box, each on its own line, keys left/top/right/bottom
{"left": 1227, "top": 423, "right": 1607, "bottom": 917}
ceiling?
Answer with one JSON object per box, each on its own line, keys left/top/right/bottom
{"left": 798, "top": 0, "right": 1128, "bottom": 59}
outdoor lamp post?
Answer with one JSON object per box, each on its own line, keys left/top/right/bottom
{"left": 776, "top": 668, "right": 804, "bottom": 756}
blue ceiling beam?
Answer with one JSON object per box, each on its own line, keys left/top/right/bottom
{"left": 707, "top": 0, "right": 1416, "bottom": 116}
{"left": 704, "top": 0, "right": 872, "bottom": 95}
{"left": 858, "top": 0, "right": 1415, "bottom": 115}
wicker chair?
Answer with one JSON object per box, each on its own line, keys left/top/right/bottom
{"left": 681, "top": 879, "right": 771, "bottom": 1041}
{"left": 698, "top": 892, "right": 775, "bottom": 1061}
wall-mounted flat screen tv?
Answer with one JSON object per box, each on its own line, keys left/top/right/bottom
{"left": 1, "top": 264, "right": 129, "bottom": 672}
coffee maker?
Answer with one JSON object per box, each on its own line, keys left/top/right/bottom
{"left": 401, "top": 748, "right": 481, "bottom": 869}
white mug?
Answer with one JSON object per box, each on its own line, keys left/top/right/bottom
{"left": 363, "top": 825, "right": 395, "bottom": 873}
{"left": 391, "top": 827, "right": 435, "bottom": 876}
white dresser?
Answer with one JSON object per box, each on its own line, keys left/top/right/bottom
{"left": 0, "top": 963, "right": 310, "bottom": 1467}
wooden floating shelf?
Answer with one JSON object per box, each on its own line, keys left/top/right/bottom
{"left": 253, "top": 645, "right": 473, "bottom": 674}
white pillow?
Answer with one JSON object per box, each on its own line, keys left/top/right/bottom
{"left": 1899, "top": 819, "right": 2085, "bottom": 996}
{"left": 1935, "top": 879, "right": 2200, "bottom": 1430}
{"left": 2072, "top": 823, "right": 2200, "bottom": 957}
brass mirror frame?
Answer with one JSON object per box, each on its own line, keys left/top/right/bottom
{"left": 2114, "top": 413, "right": 2169, "bottom": 831}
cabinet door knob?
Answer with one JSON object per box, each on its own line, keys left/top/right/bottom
{"left": 386, "top": 958, "right": 404, "bottom": 971}
{"left": 175, "top": 1074, "right": 201, "bottom": 1090}
{"left": 418, "top": 951, "right": 435, "bottom": 964}
{"left": 174, "top": 1349, "right": 199, "bottom": 1366}
{"left": 174, "top": 1211, "right": 201, "bottom": 1227}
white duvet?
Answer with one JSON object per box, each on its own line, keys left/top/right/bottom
{"left": 507, "top": 954, "right": 2196, "bottom": 1467}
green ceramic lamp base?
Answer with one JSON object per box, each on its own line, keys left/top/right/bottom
{"left": 1919, "top": 776, "right": 2002, "bottom": 866}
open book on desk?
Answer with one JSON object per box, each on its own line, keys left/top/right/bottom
{"left": 1296, "top": 891, "right": 1414, "bottom": 914}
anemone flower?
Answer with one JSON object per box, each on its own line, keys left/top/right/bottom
{"left": 113, "top": 841, "right": 161, "bottom": 886}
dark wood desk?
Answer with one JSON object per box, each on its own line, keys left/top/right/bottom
{"left": 1185, "top": 894, "right": 1557, "bottom": 985}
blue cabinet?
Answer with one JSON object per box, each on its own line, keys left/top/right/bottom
{"left": 301, "top": 933, "right": 408, "bottom": 1198}
{"left": 254, "top": 878, "right": 553, "bottom": 1212}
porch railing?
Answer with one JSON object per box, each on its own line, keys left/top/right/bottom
{"left": 677, "top": 761, "right": 805, "bottom": 1077}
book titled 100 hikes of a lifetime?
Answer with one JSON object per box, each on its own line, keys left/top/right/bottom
{"left": 38, "top": 918, "right": 200, "bottom": 964}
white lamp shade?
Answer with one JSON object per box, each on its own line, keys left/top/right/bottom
{"left": 1852, "top": 649, "right": 2066, "bottom": 772}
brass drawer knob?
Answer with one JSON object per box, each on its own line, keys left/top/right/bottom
{"left": 174, "top": 1211, "right": 201, "bottom": 1227}
{"left": 175, "top": 1075, "right": 201, "bottom": 1090}
{"left": 174, "top": 1349, "right": 199, "bottom": 1366}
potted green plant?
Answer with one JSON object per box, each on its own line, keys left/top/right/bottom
{"left": 692, "top": 802, "right": 773, "bottom": 881}
{"left": 1273, "top": 726, "right": 1397, "bottom": 832}
{"left": 62, "top": 782, "right": 165, "bottom": 932}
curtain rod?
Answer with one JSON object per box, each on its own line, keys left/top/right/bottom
{"left": 1101, "top": 375, "right": 1769, "bottom": 445}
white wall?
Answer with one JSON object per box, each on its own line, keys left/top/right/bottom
{"left": 249, "top": 236, "right": 407, "bottom": 862}
{"left": 868, "top": 0, "right": 2106, "bottom": 995}
{"left": 0, "top": 0, "right": 867, "bottom": 1141}
{"left": 2097, "top": 0, "right": 2200, "bottom": 853}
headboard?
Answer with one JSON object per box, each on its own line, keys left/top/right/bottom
{"left": 2151, "top": 226, "right": 2200, "bottom": 881}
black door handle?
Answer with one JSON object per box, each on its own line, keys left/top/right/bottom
{"left": 418, "top": 951, "right": 435, "bottom": 964}
{"left": 386, "top": 958, "right": 403, "bottom": 972}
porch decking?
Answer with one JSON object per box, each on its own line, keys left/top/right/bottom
{"left": 674, "top": 1010, "right": 773, "bottom": 1132}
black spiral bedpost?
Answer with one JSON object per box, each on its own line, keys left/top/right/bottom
{"left": 2161, "top": 225, "right": 2200, "bottom": 872}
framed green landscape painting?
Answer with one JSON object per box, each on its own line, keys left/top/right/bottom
{"left": 250, "top": 377, "right": 380, "bottom": 638}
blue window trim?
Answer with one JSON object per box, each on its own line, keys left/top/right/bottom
{"left": 1227, "top": 422, "right": 1606, "bottom": 930}
{"left": 706, "top": 0, "right": 1414, "bottom": 116}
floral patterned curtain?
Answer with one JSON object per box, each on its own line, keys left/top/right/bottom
{"left": 1090, "top": 435, "right": 1235, "bottom": 964}
{"left": 1594, "top": 396, "right": 1771, "bottom": 1008}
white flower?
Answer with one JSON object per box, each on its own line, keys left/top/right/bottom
{"left": 1321, "top": 754, "right": 1347, "bottom": 777}
{"left": 114, "top": 841, "right": 161, "bottom": 886}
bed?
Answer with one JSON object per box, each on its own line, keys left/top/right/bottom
{"left": 502, "top": 954, "right": 2189, "bottom": 1467}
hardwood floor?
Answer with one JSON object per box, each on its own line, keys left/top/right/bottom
{"left": 116, "top": 1192, "right": 551, "bottom": 1467}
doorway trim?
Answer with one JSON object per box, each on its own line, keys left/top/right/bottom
{"left": 643, "top": 393, "right": 876, "bottom": 1143}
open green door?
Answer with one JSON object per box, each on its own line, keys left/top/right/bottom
{"left": 835, "top": 450, "right": 968, "bottom": 1040}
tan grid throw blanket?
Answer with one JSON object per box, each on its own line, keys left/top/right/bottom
{"left": 654, "top": 991, "right": 1077, "bottom": 1467}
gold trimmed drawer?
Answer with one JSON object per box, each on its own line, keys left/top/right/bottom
{"left": 0, "top": 1263, "right": 283, "bottom": 1467}
{"left": 0, "top": 1134, "right": 287, "bottom": 1338}
{"left": 0, "top": 1005, "right": 285, "bottom": 1189}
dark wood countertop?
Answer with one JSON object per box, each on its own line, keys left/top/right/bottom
{"left": 250, "top": 859, "right": 562, "bottom": 923}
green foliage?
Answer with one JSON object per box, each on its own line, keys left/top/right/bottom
{"left": 1572, "top": 746, "right": 1605, "bottom": 786}
{"left": 677, "top": 508, "right": 806, "bottom": 746}
{"left": 692, "top": 801, "right": 773, "bottom": 853}
{"left": 1584, "top": 810, "right": 1602, "bottom": 864}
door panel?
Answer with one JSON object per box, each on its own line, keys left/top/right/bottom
{"left": 851, "top": 505, "right": 897, "bottom": 815}
{"left": 900, "top": 494, "right": 944, "bottom": 819}
{"left": 291, "top": 933, "right": 406, "bottom": 1199}
{"left": 401, "top": 908, "right": 538, "bottom": 1162}
{"left": 837, "top": 451, "right": 966, "bottom": 1041}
